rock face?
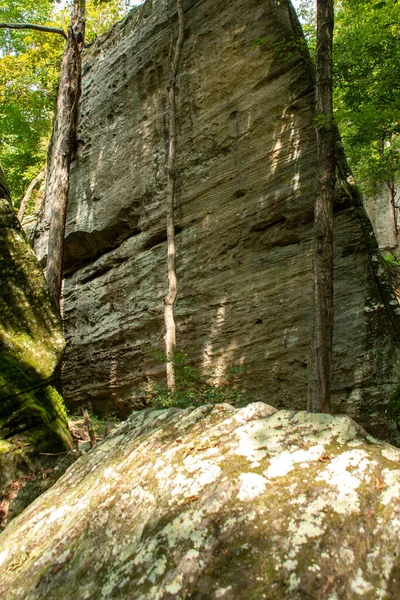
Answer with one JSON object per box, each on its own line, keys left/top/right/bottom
{"left": 1, "top": 402, "right": 400, "bottom": 599}
{"left": 363, "top": 181, "right": 400, "bottom": 252}
{"left": 0, "top": 191, "right": 72, "bottom": 490}
{"left": 35, "top": 0, "right": 400, "bottom": 432}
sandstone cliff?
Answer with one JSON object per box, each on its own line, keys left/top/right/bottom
{"left": 1, "top": 402, "right": 399, "bottom": 599}
{"left": 34, "top": 0, "right": 400, "bottom": 435}
{"left": 0, "top": 186, "right": 72, "bottom": 492}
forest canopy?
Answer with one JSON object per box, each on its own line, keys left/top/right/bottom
{"left": 298, "top": 0, "right": 400, "bottom": 197}
{"left": 0, "top": 0, "right": 142, "bottom": 204}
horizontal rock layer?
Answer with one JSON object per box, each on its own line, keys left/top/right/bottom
{"left": 42, "top": 0, "right": 400, "bottom": 432}
{"left": 1, "top": 402, "right": 400, "bottom": 599}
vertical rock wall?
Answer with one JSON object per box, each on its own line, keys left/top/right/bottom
{"left": 57, "top": 0, "right": 400, "bottom": 434}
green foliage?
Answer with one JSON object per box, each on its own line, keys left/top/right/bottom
{"left": 252, "top": 35, "right": 307, "bottom": 61}
{"left": 314, "top": 113, "right": 334, "bottom": 130}
{"left": 0, "top": 0, "right": 63, "bottom": 202}
{"left": 143, "top": 350, "right": 252, "bottom": 410}
{"left": 295, "top": 0, "right": 316, "bottom": 60}
{"left": 333, "top": 0, "right": 400, "bottom": 189}
{"left": 0, "top": 0, "right": 136, "bottom": 207}
{"left": 293, "top": 0, "right": 400, "bottom": 198}
{"left": 383, "top": 253, "right": 400, "bottom": 268}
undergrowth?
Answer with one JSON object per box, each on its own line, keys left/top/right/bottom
{"left": 142, "top": 350, "right": 253, "bottom": 410}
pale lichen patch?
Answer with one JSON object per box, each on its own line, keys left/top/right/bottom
{"left": 148, "top": 556, "right": 167, "bottom": 583}
{"left": 282, "top": 558, "right": 298, "bottom": 571}
{"left": 316, "top": 450, "right": 372, "bottom": 514}
{"left": 287, "top": 496, "right": 328, "bottom": 551}
{"left": 380, "top": 469, "right": 400, "bottom": 505}
{"left": 288, "top": 572, "right": 301, "bottom": 592}
{"left": 350, "top": 568, "right": 374, "bottom": 595}
{"left": 381, "top": 446, "right": 400, "bottom": 463}
{"left": 264, "top": 445, "right": 325, "bottom": 479}
{"left": 165, "top": 574, "right": 183, "bottom": 594}
{"left": 237, "top": 473, "right": 267, "bottom": 501}
{"left": 215, "top": 586, "right": 233, "bottom": 597}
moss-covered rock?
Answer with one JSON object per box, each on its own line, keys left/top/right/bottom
{"left": 1, "top": 402, "right": 399, "bottom": 599}
{"left": 0, "top": 195, "right": 72, "bottom": 491}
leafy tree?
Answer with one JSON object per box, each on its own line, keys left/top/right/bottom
{"left": 334, "top": 0, "right": 400, "bottom": 232}
{"left": 0, "top": 0, "right": 64, "bottom": 202}
{"left": 0, "top": 0, "right": 137, "bottom": 207}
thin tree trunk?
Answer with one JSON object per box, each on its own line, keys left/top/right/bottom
{"left": 308, "top": 0, "right": 335, "bottom": 413}
{"left": 385, "top": 179, "right": 398, "bottom": 242}
{"left": 164, "top": 0, "right": 185, "bottom": 392}
{"left": 17, "top": 168, "right": 45, "bottom": 222}
{"left": 45, "top": 0, "right": 85, "bottom": 307}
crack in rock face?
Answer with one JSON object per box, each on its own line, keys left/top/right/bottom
{"left": 0, "top": 402, "right": 400, "bottom": 599}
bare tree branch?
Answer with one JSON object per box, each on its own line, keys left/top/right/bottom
{"left": 17, "top": 168, "right": 45, "bottom": 222}
{"left": 0, "top": 22, "right": 67, "bottom": 39}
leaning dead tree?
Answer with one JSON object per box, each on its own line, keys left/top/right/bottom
{"left": 308, "top": 0, "right": 335, "bottom": 413}
{"left": 164, "top": 0, "right": 185, "bottom": 392}
{"left": 45, "top": 0, "right": 85, "bottom": 307}
{"left": 1, "top": 1, "right": 86, "bottom": 309}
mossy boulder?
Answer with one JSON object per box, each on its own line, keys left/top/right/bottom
{"left": 0, "top": 195, "right": 72, "bottom": 490}
{"left": 1, "top": 402, "right": 399, "bottom": 599}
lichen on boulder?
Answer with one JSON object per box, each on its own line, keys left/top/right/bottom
{"left": 1, "top": 401, "right": 399, "bottom": 599}
{"left": 0, "top": 193, "right": 72, "bottom": 491}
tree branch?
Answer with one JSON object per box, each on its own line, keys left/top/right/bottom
{"left": 0, "top": 22, "right": 67, "bottom": 40}
{"left": 17, "top": 168, "right": 45, "bottom": 221}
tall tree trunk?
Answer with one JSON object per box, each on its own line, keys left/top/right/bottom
{"left": 308, "top": 0, "right": 335, "bottom": 413}
{"left": 45, "top": 0, "right": 85, "bottom": 307}
{"left": 164, "top": 0, "right": 185, "bottom": 392}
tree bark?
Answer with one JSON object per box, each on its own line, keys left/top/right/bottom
{"left": 308, "top": 0, "right": 335, "bottom": 413}
{"left": 17, "top": 168, "right": 45, "bottom": 222}
{"left": 164, "top": 0, "right": 185, "bottom": 392}
{"left": 0, "top": 165, "right": 10, "bottom": 201}
{"left": 45, "top": 0, "right": 85, "bottom": 307}
{"left": 385, "top": 178, "right": 398, "bottom": 242}
{"left": 0, "top": 23, "right": 67, "bottom": 39}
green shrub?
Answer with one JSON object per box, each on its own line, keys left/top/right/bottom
{"left": 142, "top": 350, "right": 252, "bottom": 410}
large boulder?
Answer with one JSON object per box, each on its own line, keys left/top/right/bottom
{"left": 0, "top": 402, "right": 399, "bottom": 599}
{"left": 33, "top": 0, "right": 400, "bottom": 437}
{"left": 0, "top": 188, "right": 72, "bottom": 491}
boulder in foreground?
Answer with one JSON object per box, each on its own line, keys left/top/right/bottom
{"left": 1, "top": 402, "right": 400, "bottom": 599}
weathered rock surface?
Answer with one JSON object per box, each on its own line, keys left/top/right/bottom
{"left": 364, "top": 181, "right": 400, "bottom": 252}
{"left": 0, "top": 190, "right": 72, "bottom": 491}
{"left": 1, "top": 401, "right": 400, "bottom": 599}
{"left": 35, "top": 0, "right": 400, "bottom": 434}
